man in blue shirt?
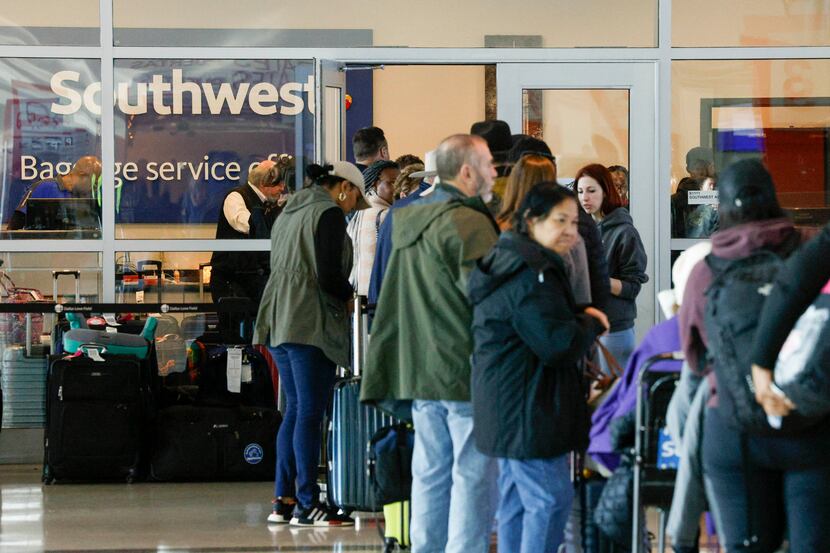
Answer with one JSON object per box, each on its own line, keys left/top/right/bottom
{"left": 8, "top": 156, "right": 101, "bottom": 230}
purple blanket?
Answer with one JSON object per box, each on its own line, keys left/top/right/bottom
{"left": 587, "top": 317, "right": 682, "bottom": 471}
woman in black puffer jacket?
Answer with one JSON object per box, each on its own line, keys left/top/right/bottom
{"left": 469, "top": 183, "right": 609, "bottom": 553}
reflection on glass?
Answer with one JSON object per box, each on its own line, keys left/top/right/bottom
{"left": 673, "top": 60, "right": 830, "bottom": 234}
{"left": 0, "top": 59, "right": 102, "bottom": 239}
{"left": 112, "top": 0, "right": 656, "bottom": 48}
{"left": 113, "top": 59, "right": 314, "bottom": 239}
{"left": 674, "top": 0, "right": 830, "bottom": 47}
{"left": 0, "top": 1, "right": 99, "bottom": 46}
{"left": 522, "top": 89, "right": 630, "bottom": 184}
{"left": 115, "top": 251, "right": 213, "bottom": 304}
{"left": 0, "top": 252, "right": 101, "bottom": 430}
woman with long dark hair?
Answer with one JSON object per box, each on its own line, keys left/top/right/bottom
{"left": 576, "top": 163, "right": 648, "bottom": 373}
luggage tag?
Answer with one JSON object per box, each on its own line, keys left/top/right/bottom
{"left": 241, "top": 350, "right": 252, "bottom": 384}
{"left": 227, "top": 347, "right": 243, "bottom": 393}
{"left": 103, "top": 314, "right": 121, "bottom": 327}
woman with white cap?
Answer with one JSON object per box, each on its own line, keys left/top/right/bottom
{"left": 254, "top": 161, "right": 368, "bottom": 528}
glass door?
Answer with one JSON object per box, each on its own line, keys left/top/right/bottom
{"left": 498, "top": 63, "right": 660, "bottom": 335}
{"left": 315, "top": 59, "right": 347, "bottom": 163}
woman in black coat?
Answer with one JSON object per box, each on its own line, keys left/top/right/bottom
{"left": 469, "top": 183, "right": 609, "bottom": 553}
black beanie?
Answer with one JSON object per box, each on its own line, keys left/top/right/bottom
{"left": 718, "top": 159, "right": 778, "bottom": 210}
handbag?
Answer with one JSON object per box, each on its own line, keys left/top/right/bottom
{"left": 584, "top": 340, "right": 624, "bottom": 407}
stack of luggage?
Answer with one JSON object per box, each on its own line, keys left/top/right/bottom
{"left": 41, "top": 303, "right": 280, "bottom": 484}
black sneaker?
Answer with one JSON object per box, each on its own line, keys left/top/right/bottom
{"left": 267, "top": 498, "right": 296, "bottom": 524}
{"left": 289, "top": 502, "right": 355, "bottom": 527}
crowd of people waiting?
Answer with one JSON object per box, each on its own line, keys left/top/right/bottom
{"left": 248, "top": 121, "right": 829, "bottom": 553}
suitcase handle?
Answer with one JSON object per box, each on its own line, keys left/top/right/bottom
{"left": 53, "top": 270, "right": 81, "bottom": 303}
{"left": 352, "top": 295, "right": 369, "bottom": 377}
{"left": 199, "top": 263, "right": 211, "bottom": 301}
{"left": 77, "top": 343, "right": 108, "bottom": 361}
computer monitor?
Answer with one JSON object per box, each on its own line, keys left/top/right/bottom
{"left": 24, "top": 198, "right": 101, "bottom": 231}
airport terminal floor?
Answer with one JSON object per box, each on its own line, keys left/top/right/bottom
{"left": 0, "top": 465, "right": 385, "bottom": 553}
{"left": 0, "top": 463, "right": 734, "bottom": 553}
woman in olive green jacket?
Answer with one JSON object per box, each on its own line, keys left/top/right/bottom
{"left": 255, "top": 161, "right": 367, "bottom": 527}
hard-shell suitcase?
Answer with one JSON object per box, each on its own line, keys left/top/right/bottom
{"left": 150, "top": 404, "right": 280, "bottom": 481}
{"left": 1, "top": 345, "right": 48, "bottom": 428}
{"left": 43, "top": 346, "right": 149, "bottom": 483}
{"left": 383, "top": 501, "right": 411, "bottom": 551}
{"left": 328, "top": 296, "right": 397, "bottom": 513}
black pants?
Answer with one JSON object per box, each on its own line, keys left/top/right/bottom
{"left": 209, "top": 269, "right": 267, "bottom": 337}
{"left": 702, "top": 406, "right": 830, "bottom": 552}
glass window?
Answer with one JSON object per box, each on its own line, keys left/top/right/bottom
{"left": 0, "top": 59, "right": 102, "bottom": 239}
{"left": 672, "top": 59, "right": 830, "bottom": 237}
{"left": 112, "top": 0, "right": 657, "bottom": 48}
{"left": 523, "top": 89, "right": 630, "bottom": 199}
{"left": 113, "top": 59, "right": 314, "bottom": 239}
{"left": 115, "top": 251, "right": 215, "bottom": 304}
{"left": 0, "top": 1, "right": 99, "bottom": 46}
{"left": 0, "top": 252, "right": 99, "bottom": 429}
{"left": 674, "top": 0, "right": 830, "bottom": 47}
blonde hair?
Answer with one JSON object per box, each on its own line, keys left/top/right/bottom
{"left": 497, "top": 154, "right": 557, "bottom": 227}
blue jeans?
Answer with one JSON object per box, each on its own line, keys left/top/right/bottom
{"left": 497, "top": 456, "right": 573, "bottom": 553}
{"left": 598, "top": 328, "right": 636, "bottom": 376}
{"left": 269, "top": 343, "right": 337, "bottom": 508}
{"left": 410, "top": 400, "right": 498, "bottom": 553}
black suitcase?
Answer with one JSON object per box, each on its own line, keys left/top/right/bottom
{"left": 43, "top": 349, "right": 150, "bottom": 483}
{"left": 150, "top": 404, "right": 280, "bottom": 481}
{"left": 577, "top": 476, "right": 626, "bottom": 553}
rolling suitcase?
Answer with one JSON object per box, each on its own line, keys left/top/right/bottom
{"left": 150, "top": 403, "right": 280, "bottom": 481}
{"left": 382, "top": 501, "right": 411, "bottom": 552}
{"left": 369, "top": 423, "right": 415, "bottom": 550}
{"left": 327, "top": 296, "right": 397, "bottom": 513}
{"left": 1, "top": 344, "right": 49, "bottom": 428}
{"left": 43, "top": 345, "right": 150, "bottom": 483}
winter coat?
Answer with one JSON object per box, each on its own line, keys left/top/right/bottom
{"left": 752, "top": 222, "right": 830, "bottom": 369}
{"left": 360, "top": 184, "right": 499, "bottom": 410}
{"left": 468, "top": 231, "right": 606, "bottom": 459}
{"left": 597, "top": 207, "right": 648, "bottom": 332}
{"left": 253, "top": 186, "right": 353, "bottom": 367}
{"left": 678, "top": 218, "right": 812, "bottom": 374}
{"left": 579, "top": 208, "right": 611, "bottom": 310}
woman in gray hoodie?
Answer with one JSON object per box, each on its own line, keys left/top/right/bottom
{"left": 576, "top": 163, "right": 648, "bottom": 374}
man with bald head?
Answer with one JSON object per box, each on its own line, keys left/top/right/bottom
{"left": 362, "top": 134, "right": 499, "bottom": 553}
{"left": 210, "top": 155, "right": 294, "bottom": 309}
{"left": 7, "top": 155, "right": 102, "bottom": 230}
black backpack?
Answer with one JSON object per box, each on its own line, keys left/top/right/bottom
{"left": 703, "top": 237, "right": 811, "bottom": 434}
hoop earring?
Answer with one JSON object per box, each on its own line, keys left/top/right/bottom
{"left": 338, "top": 191, "right": 347, "bottom": 202}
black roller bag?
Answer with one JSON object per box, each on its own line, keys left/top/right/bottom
{"left": 150, "top": 402, "right": 280, "bottom": 481}
{"left": 150, "top": 328, "right": 280, "bottom": 482}
{"left": 43, "top": 348, "right": 150, "bottom": 483}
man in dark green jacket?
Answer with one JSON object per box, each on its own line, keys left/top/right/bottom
{"left": 361, "top": 134, "right": 499, "bottom": 553}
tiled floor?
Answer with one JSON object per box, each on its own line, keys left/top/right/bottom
{"left": 0, "top": 465, "right": 385, "bottom": 553}
{"left": 0, "top": 464, "right": 726, "bottom": 553}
